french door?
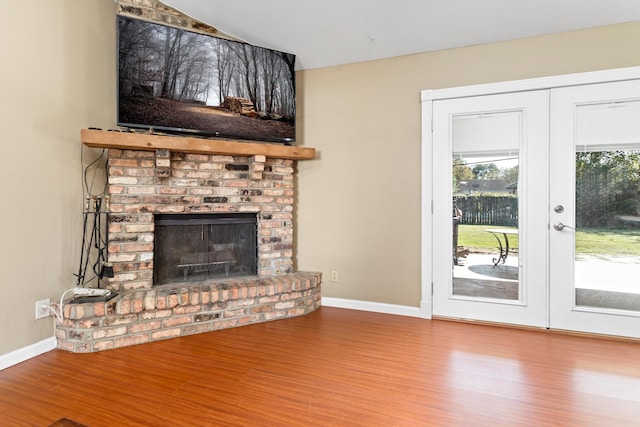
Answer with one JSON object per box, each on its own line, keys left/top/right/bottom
{"left": 426, "top": 70, "right": 640, "bottom": 338}
{"left": 431, "top": 91, "right": 548, "bottom": 327}
{"left": 549, "top": 80, "right": 640, "bottom": 338}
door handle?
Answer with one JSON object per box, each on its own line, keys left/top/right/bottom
{"left": 553, "top": 222, "right": 575, "bottom": 231}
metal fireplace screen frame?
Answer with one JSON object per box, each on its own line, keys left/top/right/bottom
{"left": 153, "top": 213, "right": 258, "bottom": 286}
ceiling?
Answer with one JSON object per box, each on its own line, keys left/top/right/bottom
{"left": 163, "top": 0, "right": 640, "bottom": 70}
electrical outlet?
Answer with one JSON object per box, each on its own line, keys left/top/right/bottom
{"left": 330, "top": 270, "right": 339, "bottom": 282}
{"left": 35, "top": 298, "right": 51, "bottom": 320}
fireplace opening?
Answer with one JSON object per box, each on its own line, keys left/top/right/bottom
{"left": 153, "top": 213, "right": 258, "bottom": 286}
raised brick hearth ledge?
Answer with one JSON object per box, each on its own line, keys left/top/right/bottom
{"left": 55, "top": 272, "right": 321, "bottom": 353}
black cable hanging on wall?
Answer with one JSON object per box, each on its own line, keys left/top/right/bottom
{"left": 72, "top": 146, "right": 116, "bottom": 301}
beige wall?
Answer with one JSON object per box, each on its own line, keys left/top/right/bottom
{"left": 296, "top": 22, "right": 640, "bottom": 307}
{"left": 1, "top": 3, "right": 639, "bottom": 357}
{"left": 1, "top": 1, "right": 116, "bottom": 355}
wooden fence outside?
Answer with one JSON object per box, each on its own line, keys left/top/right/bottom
{"left": 454, "top": 195, "right": 518, "bottom": 226}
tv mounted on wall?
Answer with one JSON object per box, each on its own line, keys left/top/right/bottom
{"left": 117, "top": 15, "right": 296, "bottom": 144}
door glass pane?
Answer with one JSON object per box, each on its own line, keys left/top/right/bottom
{"left": 574, "top": 149, "right": 640, "bottom": 312}
{"left": 451, "top": 112, "right": 521, "bottom": 301}
{"left": 574, "top": 99, "right": 640, "bottom": 313}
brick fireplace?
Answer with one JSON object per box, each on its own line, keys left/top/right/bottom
{"left": 107, "top": 147, "right": 296, "bottom": 285}
{"left": 54, "top": 130, "right": 320, "bottom": 352}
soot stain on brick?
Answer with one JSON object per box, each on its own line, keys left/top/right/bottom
{"left": 204, "top": 196, "right": 228, "bottom": 204}
{"left": 225, "top": 164, "right": 250, "bottom": 171}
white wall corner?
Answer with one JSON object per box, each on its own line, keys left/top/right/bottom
{"left": 0, "top": 337, "right": 56, "bottom": 371}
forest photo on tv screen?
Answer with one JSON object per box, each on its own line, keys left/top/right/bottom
{"left": 118, "top": 15, "right": 296, "bottom": 143}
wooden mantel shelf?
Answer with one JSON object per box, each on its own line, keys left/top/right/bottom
{"left": 81, "top": 129, "right": 316, "bottom": 160}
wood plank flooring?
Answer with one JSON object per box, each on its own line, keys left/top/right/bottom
{"left": 1, "top": 306, "right": 640, "bottom": 426}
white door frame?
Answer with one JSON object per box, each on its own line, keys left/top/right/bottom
{"left": 420, "top": 66, "right": 640, "bottom": 319}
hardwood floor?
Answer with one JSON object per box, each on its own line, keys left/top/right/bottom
{"left": 1, "top": 306, "right": 640, "bottom": 426}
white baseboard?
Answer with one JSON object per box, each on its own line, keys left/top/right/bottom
{"left": 322, "top": 297, "right": 422, "bottom": 318}
{"left": 0, "top": 337, "right": 56, "bottom": 371}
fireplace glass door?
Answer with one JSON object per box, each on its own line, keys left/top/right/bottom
{"left": 154, "top": 213, "right": 257, "bottom": 286}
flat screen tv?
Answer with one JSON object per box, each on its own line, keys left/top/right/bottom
{"left": 117, "top": 15, "right": 296, "bottom": 144}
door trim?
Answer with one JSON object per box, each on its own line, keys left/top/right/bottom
{"left": 421, "top": 66, "right": 640, "bottom": 102}
{"left": 420, "top": 66, "right": 640, "bottom": 319}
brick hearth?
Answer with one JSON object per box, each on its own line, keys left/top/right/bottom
{"left": 55, "top": 272, "right": 321, "bottom": 353}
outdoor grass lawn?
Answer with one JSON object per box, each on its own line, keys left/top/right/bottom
{"left": 457, "top": 224, "right": 640, "bottom": 257}
{"left": 457, "top": 225, "right": 519, "bottom": 252}
{"left": 574, "top": 227, "right": 640, "bottom": 257}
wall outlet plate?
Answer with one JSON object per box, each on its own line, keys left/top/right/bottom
{"left": 330, "top": 270, "right": 339, "bottom": 282}
{"left": 35, "top": 298, "right": 51, "bottom": 320}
